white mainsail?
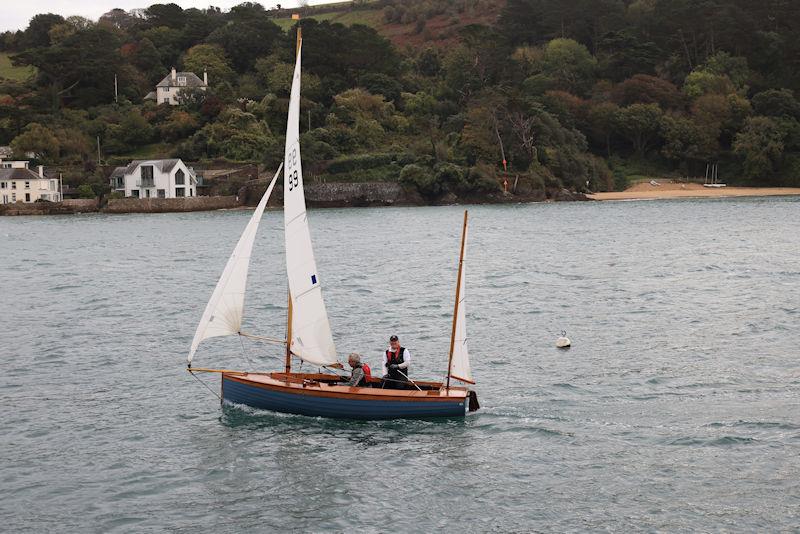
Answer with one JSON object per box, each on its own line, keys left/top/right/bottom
{"left": 449, "top": 216, "right": 474, "bottom": 384}
{"left": 187, "top": 167, "right": 281, "bottom": 363}
{"left": 283, "top": 39, "right": 337, "bottom": 367}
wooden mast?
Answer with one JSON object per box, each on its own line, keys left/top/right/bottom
{"left": 285, "top": 16, "right": 301, "bottom": 377}
{"left": 295, "top": 14, "right": 302, "bottom": 55}
{"left": 285, "top": 290, "right": 293, "bottom": 373}
{"left": 446, "top": 210, "right": 468, "bottom": 390}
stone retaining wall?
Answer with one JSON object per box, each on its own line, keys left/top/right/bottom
{"left": 0, "top": 198, "right": 99, "bottom": 216}
{"left": 103, "top": 196, "right": 239, "bottom": 213}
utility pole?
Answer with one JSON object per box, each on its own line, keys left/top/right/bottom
{"left": 114, "top": 74, "right": 118, "bottom": 104}
{"left": 97, "top": 136, "right": 101, "bottom": 166}
{"left": 59, "top": 172, "right": 63, "bottom": 202}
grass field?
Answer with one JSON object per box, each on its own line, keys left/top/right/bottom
{"left": 0, "top": 53, "right": 35, "bottom": 81}
{"left": 271, "top": 8, "right": 383, "bottom": 31}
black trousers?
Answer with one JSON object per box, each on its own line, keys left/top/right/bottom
{"left": 383, "top": 371, "right": 408, "bottom": 389}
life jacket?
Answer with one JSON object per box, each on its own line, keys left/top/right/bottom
{"left": 386, "top": 347, "right": 406, "bottom": 374}
{"left": 362, "top": 363, "right": 372, "bottom": 380}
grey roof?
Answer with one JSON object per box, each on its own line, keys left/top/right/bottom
{"left": 0, "top": 146, "right": 13, "bottom": 158}
{"left": 118, "top": 159, "right": 185, "bottom": 176}
{"left": 156, "top": 72, "right": 206, "bottom": 88}
{"left": 0, "top": 167, "right": 41, "bottom": 181}
{"left": 144, "top": 91, "right": 156, "bottom": 100}
{"left": 109, "top": 166, "right": 126, "bottom": 179}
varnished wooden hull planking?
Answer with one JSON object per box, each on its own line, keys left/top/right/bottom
{"left": 221, "top": 373, "right": 468, "bottom": 420}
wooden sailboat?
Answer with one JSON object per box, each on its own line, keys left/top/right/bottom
{"left": 187, "top": 29, "right": 479, "bottom": 420}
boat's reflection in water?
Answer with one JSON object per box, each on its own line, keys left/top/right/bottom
{"left": 219, "top": 401, "right": 473, "bottom": 446}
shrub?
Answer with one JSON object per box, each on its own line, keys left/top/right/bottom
{"left": 77, "top": 184, "right": 95, "bottom": 198}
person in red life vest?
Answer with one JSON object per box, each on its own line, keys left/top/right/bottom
{"left": 343, "top": 352, "right": 369, "bottom": 387}
{"left": 382, "top": 334, "right": 411, "bottom": 389}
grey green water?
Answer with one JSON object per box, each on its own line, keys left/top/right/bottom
{"left": 2, "top": 198, "right": 799, "bottom": 532}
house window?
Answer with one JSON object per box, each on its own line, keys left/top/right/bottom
{"left": 189, "top": 189, "right": 193, "bottom": 197}
{"left": 163, "top": 98, "right": 169, "bottom": 104}
{"left": 0, "top": 182, "right": 6, "bottom": 189}
{"left": 11, "top": 181, "right": 16, "bottom": 189}
{"left": 175, "top": 187, "right": 185, "bottom": 197}
{"left": 157, "top": 189, "right": 165, "bottom": 198}
{"left": 131, "top": 189, "right": 139, "bottom": 198}
{"left": 175, "top": 169, "right": 185, "bottom": 185}
{"left": 2, "top": 195, "right": 7, "bottom": 204}
{"left": 145, "top": 189, "right": 151, "bottom": 198}
{"left": 12, "top": 193, "right": 16, "bottom": 201}
{"left": 25, "top": 181, "right": 30, "bottom": 189}
{"left": 141, "top": 166, "right": 154, "bottom": 187}
{"left": 177, "top": 76, "right": 187, "bottom": 86}
{"left": 25, "top": 193, "right": 30, "bottom": 202}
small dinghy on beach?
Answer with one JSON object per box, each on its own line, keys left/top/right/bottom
{"left": 186, "top": 27, "right": 479, "bottom": 420}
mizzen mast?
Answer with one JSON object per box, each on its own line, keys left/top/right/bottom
{"left": 446, "top": 210, "right": 469, "bottom": 390}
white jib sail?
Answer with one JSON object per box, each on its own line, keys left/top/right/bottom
{"left": 283, "top": 40, "right": 337, "bottom": 367}
{"left": 187, "top": 167, "right": 281, "bottom": 363}
{"left": 449, "top": 223, "right": 474, "bottom": 384}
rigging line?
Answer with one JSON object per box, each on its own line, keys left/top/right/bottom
{"left": 286, "top": 210, "right": 307, "bottom": 226}
{"left": 293, "top": 285, "right": 318, "bottom": 300}
{"left": 239, "top": 332, "right": 287, "bottom": 346}
{"left": 189, "top": 370, "right": 221, "bottom": 401}
{"left": 239, "top": 334, "right": 258, "bottom": 369}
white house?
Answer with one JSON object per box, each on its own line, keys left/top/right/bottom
{"left": 110, "top": 159, "right": 198, "bottom": 198}
{"left": 0, "top": 161, "right": 62, "bottom": 204}
{"left": 144, "top": 67, "right": 208, "bottom": 105}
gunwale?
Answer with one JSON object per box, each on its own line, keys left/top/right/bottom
{"left": 224, "top": 372, "right": 469, "bottom": 403}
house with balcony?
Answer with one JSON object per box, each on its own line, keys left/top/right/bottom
{"left": 144, "top": 67, "right": 208, "bottom": 105}
{"left": 109, "top": 159, "right": 197, "bottom": 198}
{"left": 0, "top": 161, "right": 61, "bottom": 204}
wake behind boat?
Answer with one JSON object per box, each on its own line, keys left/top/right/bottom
{"left": 186, "top": 27, "right": 479, "bottom": 420}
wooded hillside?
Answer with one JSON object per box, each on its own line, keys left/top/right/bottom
{"left": 2, "top": 0, "right": 799, "bottom": 199}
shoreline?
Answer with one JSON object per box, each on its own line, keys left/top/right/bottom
{"left": 588, "top": 184, "right": 800, "bottom": 201}
{"left": 4, "top": 185, "right": 799, "bottom": 216}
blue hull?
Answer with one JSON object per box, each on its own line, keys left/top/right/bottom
{"left": 222, "top": 375, "right": 467, "bottom": 420}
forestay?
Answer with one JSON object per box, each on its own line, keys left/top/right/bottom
{"left": 449, "top": 221, "right": 474, "bottom": 384}
{"left": 187, "top": 167, "right": 281, "bottom": 363}
{"left": 283, "top": 40, "right": 338, "bottom": 367}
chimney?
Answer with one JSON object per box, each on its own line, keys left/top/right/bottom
{"left": 38, "top": 165, "right": 44, "bottom": 178}
{"left": 203, "top": 69, "right": 208, "bottom": 86}
{"left": 171, "top": 67, "right": 177, "bottom": 82}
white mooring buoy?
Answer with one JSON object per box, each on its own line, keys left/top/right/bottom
{"left": 556, "top": 331, "right": 571, "bottom": 348}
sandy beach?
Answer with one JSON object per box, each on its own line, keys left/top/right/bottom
{"left": 589, "top": 182, "right": 800, "bottom": 201}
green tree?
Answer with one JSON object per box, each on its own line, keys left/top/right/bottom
{"left": 614, "top": 103, "right": 663, "bottom": 156}
{"left": 660, "top": 114, "right": 717, "bottom": 170}
{"left": 733, "top": 116, "right": 786, "bottom": 182}
{"left": 182, "top": 44, "right": 234, "bottom": 85}
{"left": 141, "top": 26, "right": 183, "bottom": 67}
{"left": 207, "top": 5, "right": 282, "bottom": 72}
{"left": 751, "top": 89, "right": 800, "bottom": 120}
{"left": 683, "top": 70, "right": 735, "bottom": 99}
{"left": 77, "top": 184, "right": 96, "bottom": 198}
{"left": 611, "top": 74, "right": 682, "bottom": 109}
{"left": 145, "top": 3, "right": 186, "bottom": 29}
{"left": 11, "top": 123, "right": 61, "bottom": 161}
{"left": 20, "top": 13, "right": 65, "bottom": 48}
{"left": 539, "top": 38, "right": 597, "bottom": 94}
{"left": 586, "top": 101, "right": 620, "bottom": 157}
